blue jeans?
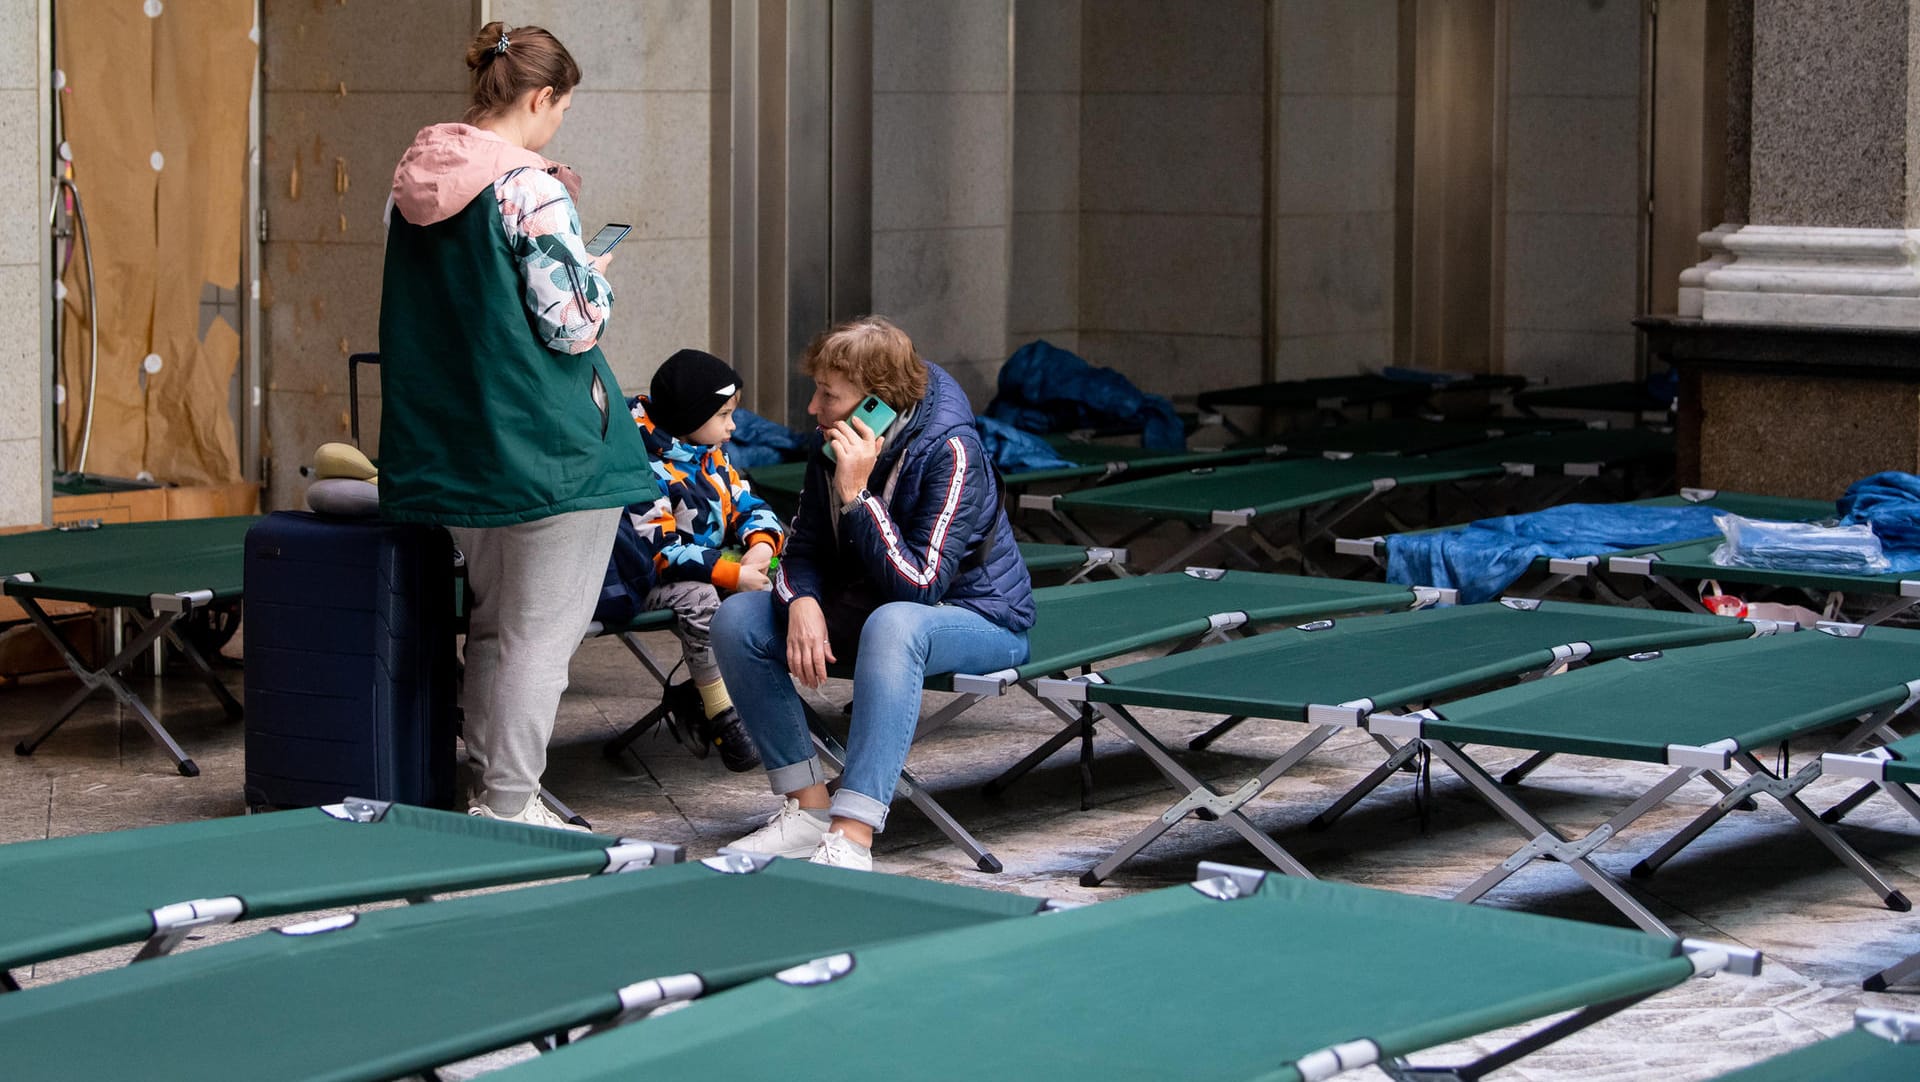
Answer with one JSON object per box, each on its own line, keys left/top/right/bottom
{"left": 710, "top": 591, "right": 1029, "bottom": 831}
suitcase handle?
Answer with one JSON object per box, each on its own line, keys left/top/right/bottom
{"left": 348, "top": 352, "right": 380, "bottom": 448}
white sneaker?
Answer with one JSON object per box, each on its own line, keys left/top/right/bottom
{"left": 724, "top": 798, "right": 830, "bottom": 858}
{"left": 469, "top": 796, "right": 590, "bottom": 833}
{"left": 807, "top": 830, "right": 873, "bottom": 872}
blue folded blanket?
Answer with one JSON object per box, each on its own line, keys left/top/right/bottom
{"left": 1386, "top": 504, "right": 1732, "bottom": 604}
{"left": 1840, "top": 472, "right": 1920, "bottom": 571}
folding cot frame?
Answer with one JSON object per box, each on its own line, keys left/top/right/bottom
{"left": 1707, "top": 1009, "right": 1920, "bottom": 1081}
{"left": 3, "top": 517, "right": 256, "bottom": 776}
{"left": 1195, "top": 371, "right": 1530, "bottom": 437}
{"left": 796, "top": 569, "right": 1450, "bottom": 873}
{"left": 1610, "top": 540, "right": 1920, "bottom": 626}
{"left": 490, "top": 862, "right": 1758, "bottom": 1082}
{"left": 1822, "top": 735, "right": 1920, "bottom": 990}
{"left": 1364, "top": 624, "right": 1920, "bottom": 937}
{"left": 0, "top": 798, "right": 681, "bottom": 993}
{"left": 1035, "top": 597, "right": 1783, "bottom": 889}
{"left": 0, "top": 851, "right": 1060, "bottom": 1082}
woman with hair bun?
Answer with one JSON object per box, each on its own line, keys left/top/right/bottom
{"left": 379, "top": 23, "right": 657, "bottom": 830}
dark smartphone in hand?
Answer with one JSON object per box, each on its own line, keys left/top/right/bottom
{"left": 585, "top": 222, "right": 632, "bottom": 256}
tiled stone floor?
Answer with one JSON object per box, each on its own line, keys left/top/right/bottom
{"left": 5, "top": 627, "right": 1920, "bottom": 1079}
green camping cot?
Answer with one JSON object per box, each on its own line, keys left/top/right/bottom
{"left": 4, "top": 515, "right": 257, "bottom": 775}
{"left": 0, "top": 855, "right": 1049, "bottom": 1082}
{"left": 1336, "top": 488, "right": 1835, "bottom": 602}
{"left": 1035, "top": 598, "right": 1780, "bottom": 886}
{"left": 1021, "top": 427, "right": 1673, "bottom": 575}
{"left": 804, "top": 569, "right": 1448, "bottom": 872}
{"left": 1368, "top": 625, "right": 1920, "bottom": 935}
{"left": 1515, "top": 378, "right": 1673, "bottom": 423}
{"left": 488, "top": 863, "right": 1755, "bottom": 1082}
{"left": 1610, "top": 536, "right": 1920, "bottom": 625}
{"left": 1823, "top": 732, "right": 1920, "bottom": 990}
{"left": 1708, "top": 1010, "right": 1920, "bottom": 1080}
{"left": 0, "top": 799, "right": 679, "bottom": 992}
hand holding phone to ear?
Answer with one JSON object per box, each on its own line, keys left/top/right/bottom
{"left": 829, "top": 415, "right": 886, "bottom": 506}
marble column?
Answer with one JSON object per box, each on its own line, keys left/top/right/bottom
{"left": 1667, "top": 0, "right": 1920, "bottom": 498}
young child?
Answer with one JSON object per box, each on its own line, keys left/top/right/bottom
{"left": 628, "top": 348, "right": 786, "bottom": 771}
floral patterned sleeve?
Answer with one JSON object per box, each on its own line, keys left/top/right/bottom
{"left": 495, "top": 166, "right": 615, "bottom": 355}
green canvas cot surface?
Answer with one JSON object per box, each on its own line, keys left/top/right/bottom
{"left": 1073, "top": 600, "right": 1758, "bottom": 721}
{"left": 1869, "top": 731, "right": 1920, "bottom": 786}
{"left": 1516, "top": 380, "right": 1672, "bottom": 416}
{"left": 0, "top": 803, "right": 636, "bottom": 973}
{"left": 1708, "top": 1014, "right": 1920, "bottom": 1081}
{"left": 988, "top": 569, "right": 1421, "bottom": 684}
{"left": 491, "top": 869, "right": 1707, "bottom": 1082}
{"left": 1619, "top": 537, "right": 1920, "bottom": 597}
{"left": 0, "top": 859, "right": 1042, "bottom": 1082}
{"left": 0, "top": 516, "right": 256, "bottom": 608}
{"left": 1418, "top": 627, "right": 1920, "bottom": 763}
{"left": 1271, "top": 417, "right": 1579, "bottom": 458}
{"left": 1424, "top": 426, "right": 1674, "bottom": 473}
{"left": 1051, "top": 455, "right": 1504, "bottom": 524}
{"left": 1011, "top": 542, "right": 1100, "bottom": 573}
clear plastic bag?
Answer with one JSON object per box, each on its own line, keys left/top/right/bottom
{"left": 1709, "top": 513, "right": 1889, "bottom": 574}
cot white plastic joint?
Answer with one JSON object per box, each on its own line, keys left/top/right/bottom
{"left": 1367, "top": 710, "right": 1433, "bottom": 740}
{"left": 1499, "top": 597, "right": 1542, "bottom": 612}
{"left": 1611, "top": 555, "right": 1655, "bottom": 575}
{"left": 616, "top": 972, "right": 704, "bottom": 1012}
{"left": 1333, "top": 536, "right": 1381, "bottom": 557}
{"left": 1305, "top": 699, "right": 1372, "bottom": 728}
{"left": 1679, "top": 487, "right": 1718, "bottom": 503}
{"left": 1667, "top": 739, "right": 1737, "bottom": 770}
{"left": 278, "top": 912, "right": 357, "bottom": 936}
{"left": 603, "top": 840, "right": 685, "bottom": 874}
{"left": 950, "top": 670, "right": 1016, "bottom": 697}
{"left": 150, "top": 896, "right": 244, "bottom": 936}
{"left": 1294, "top": 1039, "right": 1382, "bottom": 1081}
{"left": 1015, "top": 494, "right": 1054, "bottom": 511}
{"left": 1858, "top": 1008, "right": 1920, "bottom": 1044}
{"left": 1821, "top": 749, "right": 1892, "bottom": 782}
{"left": 322, "top": 797, "right": 392, "bottom": 822}
{"left": 775, "top": 953, "right": 854, "bottom": 986}
{"left": 1550, "top": 641, "right": 1592, "bottom": 663}
{"left": 702, "top": 851, "right": 774, "bottom": 874}
{"left": 1034, "top": 677, "right": 1089, "bottom": 703}
{"left": 1682, "top": 938, "right": 1761, "bottom": 977}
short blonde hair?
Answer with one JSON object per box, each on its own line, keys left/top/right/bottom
{"left": 800, "top": 316, "right": 927, "bottom": 408}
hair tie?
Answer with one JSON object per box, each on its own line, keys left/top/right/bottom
{"left": 495, "top": 30, "right": 510, "bottom": 56}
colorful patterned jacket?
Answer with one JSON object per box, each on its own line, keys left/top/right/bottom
{"left": 628, "top": 396, "right": 786, "bottom": 590}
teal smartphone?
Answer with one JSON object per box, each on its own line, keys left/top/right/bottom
{"left": 824, "top": 394, "right": 898, "bottom": 461}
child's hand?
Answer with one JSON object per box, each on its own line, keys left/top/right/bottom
{"left": 736, "top": 564, "right": 772, "bottom": 592}
{"left": 741, "top": 543, "right": 775, "bottom": 573}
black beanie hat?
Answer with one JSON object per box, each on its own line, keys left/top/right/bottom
{"left": 648, "top": 349, "right": 744, "bottom": 440}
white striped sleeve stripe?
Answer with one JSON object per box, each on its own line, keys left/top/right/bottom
{"left": 774, "top": 565, "right": 794, "bottom": 601}
{"left": 864, "top": 437, "right": 968, "bottom": 588}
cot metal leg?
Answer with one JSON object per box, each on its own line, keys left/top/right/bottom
{"left": 601, "top": 632, "right": 677, "bottom": 759}
{"left": 1308, "top": 738, "right": 1421, "bottom": 831}
{"left": 808, "top": 712, "right": 1003, "bottom": 873}
{"left": 539, "top": 788, "right": 590, "bottom": 829}
{"left": 1859, "top": 595, "right": 1920, "bottom": 626}
{"left": 1865, "top": 949, "right": 1920, "bottom": 992}
{"left": 1821, "top": 781, "right": 1881, "bottom": 824}
{"left": 1185, "top": 714, "right": 1248, "bottom": 751}
{"left": 1633, "top": 752, "right": 1909, "bottom": 912}
{"left": 13, "top": 600, "right": 199, "bottom": 776}
{"left": 151, "top": 618, "right": 242, "bottom": 719}
{"left": 981, "top": 698, "right": 1092, "bottom": 797}
{"left": 1434, "top": 740, "right": 1681, "bottom": 936}
{"left": 1499, "top": 750, "right": 1557, "bottom": 785}
{"left": 1080, "top": 703, "right": 1331, "bottom": 886}
{"left": 1386, "top": 991, "right": 1656, "bottom": 1082}
{"left": 1144, "top": 525, "right": 1239, "bottom": 575}
{"left": 1, "top": 969, "right": 18, "bottom": 993}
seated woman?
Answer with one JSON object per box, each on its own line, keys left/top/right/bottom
{"left": 710, "top": 316, "right": 1035, "bottom": 870}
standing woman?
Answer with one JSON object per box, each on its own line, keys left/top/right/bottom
{"left": 711, "top": 317, "right": 1035, "bottom": 870}
{"left": 378, "top": 23, "right": 657, "bottom": 829}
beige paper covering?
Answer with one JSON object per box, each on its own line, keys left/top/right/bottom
{"left": 57, "top": 0, "right": 255, "bottom": 485}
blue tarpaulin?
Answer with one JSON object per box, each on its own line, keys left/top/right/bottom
{"left": 724, "top": 408, "right": 809, "bottom": 469}
{"left": 1386, "top": 504, "right": 1735, "bottom": 604}
{"left": 986, "top": 340, "right": 1186, "bottom": 451}
{"left": 1839, "top": 472, "right": 1920, "bottom": 572}
{"left": 975, "top": 415, "right": 1076, "bottom": 472}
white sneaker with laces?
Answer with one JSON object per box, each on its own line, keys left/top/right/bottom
{"left": 724, "top": 798, "right": 830, "bottom": 859}
{"left": 469, "top": 796, "right": 590, "bottom": 833}
{"left": 807, "top": 829, "right": 873, "bottom": 872}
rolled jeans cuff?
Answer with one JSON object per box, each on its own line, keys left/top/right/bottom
{"left": 829, "top": 788, "right": 891, "bottom": 832}
{"left": 765, "top": 756, "right": 828, "bottom": 796}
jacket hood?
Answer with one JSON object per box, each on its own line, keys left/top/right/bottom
{"left": 390, "top": 123, "right": 582, "bottom": 227}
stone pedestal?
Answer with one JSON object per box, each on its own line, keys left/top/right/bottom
{"left": 1638, "top": 317, "right": 1920, "bottom": 500}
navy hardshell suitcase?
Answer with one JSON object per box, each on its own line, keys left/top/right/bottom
{"left": 242, "top": 511, "right": 458, "bottom": 810}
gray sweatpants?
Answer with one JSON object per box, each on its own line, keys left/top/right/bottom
{"left": 646, "top": 580, "right": 724, "bottom": 684}
{"left": 453, "top": 506, "right": 621, "bottom": 815}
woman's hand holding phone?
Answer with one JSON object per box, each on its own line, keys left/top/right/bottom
{"left": 829, "top": 415, "right": 885, "bottom": 505}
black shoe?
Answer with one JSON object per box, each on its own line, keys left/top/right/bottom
{"left": 660, "top": 681, "right": 709, "bottom": 760}
{"left": 701, "top": 705, "right": 762, "bottom": 773}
